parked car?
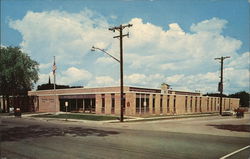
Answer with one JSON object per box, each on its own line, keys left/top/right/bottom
{"left": 234, "top": 108, "right": 245, "bottom": 118}
{"left": 9, "top": 107, "right": 14, "bottom": 115}
{"left": 14, "top": 108, "right": 22, "bottom": 117}
{"left": 221, "top": 109, "right": 235, "bottom": 116}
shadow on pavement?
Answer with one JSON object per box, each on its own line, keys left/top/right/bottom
{"left": 208, "top": 124, "right": 250, "bottom": 132}
{"left": 1, "top": 125, "right": 120, "bottom": 142}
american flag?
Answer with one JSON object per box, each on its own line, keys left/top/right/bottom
{"left": 52, "top": 59, "right": 56, "bottom": 75}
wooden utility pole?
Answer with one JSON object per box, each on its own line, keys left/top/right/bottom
{"left": 109, "top": 24, "right": 133, "bottom": 122}
{"left": 215, "top": 56, "right": 230, "bottom": 115}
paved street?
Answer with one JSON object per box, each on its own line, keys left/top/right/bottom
{"left": 0, "top": 114, "right": 249, "bottom": 159}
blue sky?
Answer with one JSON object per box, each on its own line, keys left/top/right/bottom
{"left": 1, "top": 0, "right": 249, "bottom": 94}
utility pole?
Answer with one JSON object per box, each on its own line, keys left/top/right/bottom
{"left": 109, "top": 24, "right": 133, "bottom": 122}
{"left": 215, "top": 56, "right": 230, "bottom": 115}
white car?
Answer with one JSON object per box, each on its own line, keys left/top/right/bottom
{"left": 221, "top": 109, "right": 235, "bottom": 116}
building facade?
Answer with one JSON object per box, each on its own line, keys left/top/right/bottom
{"left": 28, "top": 86, "right": 240, "bottom": 116}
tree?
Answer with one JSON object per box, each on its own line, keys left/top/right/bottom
{"left": 229, "top": 91, "right": 249, "bottom": 107}
{"left": 0, "top": 46, "right": 39, "bottom": 112}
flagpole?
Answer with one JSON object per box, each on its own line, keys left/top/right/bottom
{"left": 53, "top": 56, "right": 56, "bottom": 112}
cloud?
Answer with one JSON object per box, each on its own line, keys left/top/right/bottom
{"left": 190, "top": 17, "right": 228, "bottom": 34}
{"left": 39, "top": 63, "right": 51, "bottom": 70}
{"left": 125, "top": 17, "right": 241, "bottom": 73}
{"left": 9, "top": 9, "right": 113, "bottom": 65}
{"left": 125, "top": 73, "right": 165, "bottom": 88}
{"left": 227, "top": 52, "right": 249, "bottom": 69}
{"left": 9, "top": 9, "right": 248, "bottom": 93}
{"left": 95, "top": 57, "right": 116, "bottom": 65}
{"left": 87, "top": 76, "right": 118, "bottom": 87}
{"left": 59, "top": 67, "right": 92, "bottom": 85}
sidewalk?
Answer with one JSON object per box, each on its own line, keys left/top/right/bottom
{"left": 16, "top": 112, "right": 221, "bottom": 124}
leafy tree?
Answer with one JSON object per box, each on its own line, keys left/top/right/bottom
{"left": 204, "top": 93, "right": 227, "bottom": 97}
{"left": 0, "top": 46, "right": 39, "bottom": 112}
{"left": 229, "top": 91, "right": 249, "bottom": 107}
{"left": 204, "top": 91, "right": 249, "bottom": 107}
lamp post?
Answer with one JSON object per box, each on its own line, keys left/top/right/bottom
{"left": 91, "top": 46, "right": 123, "bottom": 120}
{"left": 92, "top": 24, "right": 132, "bottom": 122}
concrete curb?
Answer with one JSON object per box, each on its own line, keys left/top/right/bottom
{"left": 15, "top": 113, "right": 221, "bottom": 124}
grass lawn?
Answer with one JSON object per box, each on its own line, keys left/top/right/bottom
{"left": 32, "top": 113, "right": 119, "bottom": 121}
{"left": 0, "top": 113, "right": 11, "bottom": 116}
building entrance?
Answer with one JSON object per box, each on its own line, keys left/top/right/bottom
{"left": 59, "top": 94, "right": 96, "bottom": 113}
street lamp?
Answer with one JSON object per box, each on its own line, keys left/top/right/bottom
{"left": 91, "top": 46, "right": 124, "bottom": 121}
{"left": 91, "top": 23, "right": 132, "bottom": 122}
{"left": 91, "top": 46, "right": 120, "bottom": 62}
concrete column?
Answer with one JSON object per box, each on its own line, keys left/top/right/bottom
{"left": 125, "top": 93, "right": 136, "bottom": 116}
{"left": 95, "top": 94, "right": 102, "bottom": 114}
{"left": 176, "top": 95, "right": 185, "bottom": 115}
{"left": 155, "top": 94, "right": 160, "bottom": 115}
{"left": 115, "top": 93, "right": 121, "bottom": 115}
{"left": 105, "top": 94, "right": 111, "bottom": 115}
{"left": 169, "top": 95, "right": 174, "bottom": 115}
{"left": 162, "top": 95, "right": 167, "bottom": 115}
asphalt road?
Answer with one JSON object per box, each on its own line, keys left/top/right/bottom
{"left": 0, "top": 115, "right": 249, "bottom": 159}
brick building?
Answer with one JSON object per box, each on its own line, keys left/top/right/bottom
{"left": 28, "top": 85, "right": 239, "bottom": 116}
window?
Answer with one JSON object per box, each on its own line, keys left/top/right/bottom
{"left": 136, "top": 93, "right": 148, "bottom": 114}
{"left": 199, "top": 97, "right": 202, "bottom": 112}
{"left": 111, "top": 94, "right": 115, "bottom": 114}
{"left": 223, "top": 98, "right": 226, "bottom": 110}
{"left": 173, "top": 95, "right": 176, "bottom": 113}
{"left": 123, "top": 94, "right": 126, "bottom": 114}
{"left": 160, "top": 95, "right": 163, "bottom": 114}
{"left": 214, "top": 98, "right": 216, "bottom": 111}
{"left": 207, "top": 98, "right": 209, "bottom": 111}
{"left": 146, "top": 94, "right": 149, "bottom": 112}
{"left": 101, "top": 94, "right": 105, "bottom": 113}
{"left": 136, "top": 97, "right": 140, "bottom": 114}
{"left": 211, "top": 98, "right": 213, "bottom": 111}
{"left": 167, "top": 95, "right": 170, "bottom": 113}
{"left": 185, "top": 96, "right": 188, "bottom": 113}
{"left": 195, "top": 97, "right": 197, "bottom": 112}
{"left": 190, "top": 96, "right": 193, "bottom": 112}
{"left": 152, "top": 94, "right": 155, "bottom": 114}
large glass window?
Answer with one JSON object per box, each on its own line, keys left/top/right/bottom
{"left": 136, "top": 93, "right": 149, "bottom": 114}
{"left": 111, "top": 94, "right": 115, "bottom": 114}
{"left": 173, "top": 95, "right": 176, "bottom": 113}
{"left": 101, "top": 94, "right": 105, "bottom": 113}
{"left": 185, "top": 96, "right": 188, "bottom": 113}
{"left": 152, "top": 95, "right": 155, "bottom": 114}
{"left": 211, "top": 98, "right": 213, "bottom": 111}
{"left": 224, "top": 99, "right": 226, "bottom": 110}
{"left": 207, "top": 98, "right": 209, "bottom": 111}
{"left": 200, "top": 97, "right": 202, "bottom": 112}
{"left": 214, "top": 98, "right": 216, "bottom": 111}
{"left": 195, "top": 97, "right": 197, "bottom": 112}
{"left": 167, "top": 95, "right": 170, "bottom": 113}
{"left": 190, "top": 96, "right": 193, "bottom": 112}
{"left": 160, "top": 95, "right": 163, "bottom": 114}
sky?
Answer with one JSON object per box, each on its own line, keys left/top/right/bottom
{"left": 1, "top": 0, "right": 249, "bottom": 94}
